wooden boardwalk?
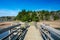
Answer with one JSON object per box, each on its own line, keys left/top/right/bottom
{"left": 24, "top": 23, "right": 43, "bottom": 40}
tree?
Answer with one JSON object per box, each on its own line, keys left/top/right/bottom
{"left": 16, "top": 10, "right": 60, "bottom": 21}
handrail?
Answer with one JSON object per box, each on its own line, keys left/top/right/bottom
{"left": 0, "top": 24, "right": 21, "bottom": 40}
{"left": 0, "top": 23, "right": 29, "bottom": 40}
{"left": 0, "top": 24, "right": 21, "bottom": 34}
{"left": 1, "top": 28, "right": 21, "bottom": 40}
{"left": 40, "top": 24, "right": 60, "bottom": 40}
{"left": 40, "top": 27, "right": 54, "bottom": 40}
{"left": 18, "top": 29, "right": 27, "bottom": 40}
{"left": 41, "top": 24, "right": 60, "bottom": 38}
{"left": 40, "top": 29, "right": 47, "bottom": 40}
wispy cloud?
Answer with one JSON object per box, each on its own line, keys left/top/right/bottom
{"left": 0, "top": 9, "right": 20, "bottom": 17}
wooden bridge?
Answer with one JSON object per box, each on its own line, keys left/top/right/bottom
{"left": 0, "top": 22, "right": 60, "bottom": 40}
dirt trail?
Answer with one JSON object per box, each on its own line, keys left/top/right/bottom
{"left": 24, "top": 22, "right": 43, "bottom": 40}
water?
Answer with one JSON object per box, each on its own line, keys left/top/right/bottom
{"left": 0, "top": 31, "right": 9, "bottom": 39}
{"left": 50, "top": 32, "right": 60, "bottom": 40}
{"left": 0, "top": 20, "right": 9, "bottom": 39}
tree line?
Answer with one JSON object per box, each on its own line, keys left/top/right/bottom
{"left": 15, "top": 10, "right": 60, "bottom": 22}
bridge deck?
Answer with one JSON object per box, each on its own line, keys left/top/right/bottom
{"left": 24, "top": 24, "right": 43, "bottom": 40}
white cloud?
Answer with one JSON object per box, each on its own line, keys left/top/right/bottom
{"left": 0, "top": 9, "right": 20, "bottom": 17}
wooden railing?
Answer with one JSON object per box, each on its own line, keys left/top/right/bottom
{"left": 0, "top": 23, "right": 29, "bottom": 40}
{"left": 40, "top": 24, "right": 60, "bottom": 40}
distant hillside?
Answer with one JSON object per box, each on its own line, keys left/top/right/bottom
{"left": 0, "top": 16, "right": 15, "bottom": 22}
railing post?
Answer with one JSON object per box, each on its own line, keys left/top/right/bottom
{"left": 9, "top": 30, "right": 11, "bottom": 40}
{"left": 8, "top": 24, "right": 13, "bottom": 40}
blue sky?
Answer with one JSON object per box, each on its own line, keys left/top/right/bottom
{"left": 0, "top": 0, "right": 60, "bottom": 16}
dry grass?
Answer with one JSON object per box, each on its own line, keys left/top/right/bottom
{"left": 37, "top": 20, "right": 60, "bottom": 28}
{"left": 0, "top": 20, "right": 60, "bottom": 29}
{"left": 0, "top": 22, "right": 12, "bottom": 29}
